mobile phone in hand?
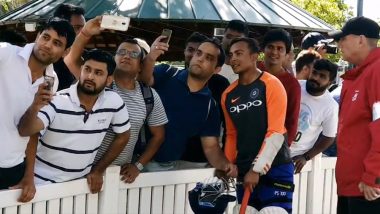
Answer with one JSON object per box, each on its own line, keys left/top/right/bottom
{"left": 101, "top": 15, "right": 130, "bottom": 31}
{"left": 160, "top": 29, "right": 172, "bottom": 43}
{"left": 44, "top": 75, "right": 55, "bottom": 91}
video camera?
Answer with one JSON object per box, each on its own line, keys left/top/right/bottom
{"left": 318, "top": 39, "right": 338, "bottom": 54}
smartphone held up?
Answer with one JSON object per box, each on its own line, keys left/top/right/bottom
{"left": 44, "top": 75, "right": 55, "bottom": 92}
{"left": 160, "top": 29, "right": 172, "bottom": 43}
{"left": 101, "top": 15, "right": 130, "bottom": 31}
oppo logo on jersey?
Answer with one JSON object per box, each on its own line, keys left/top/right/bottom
{"left": 230, "top": 100, "right": 263, "bottom": 113}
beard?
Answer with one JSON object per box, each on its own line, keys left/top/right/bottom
{"left": 306, "top": 79, "right": 328, "bottom": 95}
{"left": 77, "top": 80, "right": 106, "bottom": 95}
{"left": 32, "top": 47, "right": 56, "bottom": 66}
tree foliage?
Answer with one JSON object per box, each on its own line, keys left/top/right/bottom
{"left": 290, "top": 0, "right": 353, "bottom": 28}
{"left": 0, "top": 0, "right": 30, "bottom": 15}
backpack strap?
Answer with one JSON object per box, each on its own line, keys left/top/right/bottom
{"left": 138, "top": 81, "right": 154, "bottom": 121}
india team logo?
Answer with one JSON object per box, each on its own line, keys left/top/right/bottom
{"left": 250, "top": 88, "right": 259, "bottom": 99}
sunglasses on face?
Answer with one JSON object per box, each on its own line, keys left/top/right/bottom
{"left": 116, "top": 49, "right": 141, "bottom": 59}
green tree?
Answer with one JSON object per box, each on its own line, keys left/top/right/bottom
{"left": 290, "top": 0, "right": 353, "bottom": 28}
{"left": 0, "top": 0, "right": 30, "bottom": 15}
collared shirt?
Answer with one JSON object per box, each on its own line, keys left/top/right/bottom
{"left": 0, "top": 43, "right": 58, "bottom": 168}
{"left": 34, "top": 83, "right": 130, "bottom": 184}
{"left": 152, "top": 64, "right": 221, "bottom": 162}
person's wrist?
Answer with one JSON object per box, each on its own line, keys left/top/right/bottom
{"left": 80, "top": 29, "right": 91, "bottom": 39}
{"left": 134, "top": 162, "right": 144, "bottom": 171}
{"left": 303, "top": 153, "right": 311, "bottom": 161}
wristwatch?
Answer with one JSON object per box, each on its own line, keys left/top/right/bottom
{"left": 134, "top": 162, "right": 144, "bottom": 171}
{"left": 303, "top": 154, "right": 311, "bottom": 161}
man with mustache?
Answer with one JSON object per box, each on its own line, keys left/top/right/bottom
{"left": 290, "top": 59, "right": 338, "bottom": 173}
{"left": 17, "top": 49, "right": 131, "bottom": 193}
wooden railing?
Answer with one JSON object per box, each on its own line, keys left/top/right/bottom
{"left": 0, "top": 156, "right": 337, "bottom": 214}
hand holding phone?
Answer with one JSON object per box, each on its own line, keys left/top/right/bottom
{"left": 44, "top": 75, "right": 55, "bottom": 92}
{"left": 160, "top": 29, "right": 172, "bottom": 44}
{"left": 101, "top": 15, "right": 130, "bottom": 31}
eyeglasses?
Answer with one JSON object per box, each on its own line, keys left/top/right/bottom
{"left": 116, "top": 49, "right": 141, "bottom": 59}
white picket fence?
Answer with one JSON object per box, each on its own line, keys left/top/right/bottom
{"left": 0, "top": 156, "right": 337, "bottom": 214}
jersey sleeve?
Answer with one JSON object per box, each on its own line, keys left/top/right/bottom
{"left": 221, "top": 82, "right": 238, "bottom": 163}
{"left": 265, "top": 75, "right": 288, "bottom": 138}
{"left": 251, "top": 74, "right": 288, "bottom": 174}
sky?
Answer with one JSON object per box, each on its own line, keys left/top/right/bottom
{"left": 344, "top": 0, "right": 380, "bottom": 21}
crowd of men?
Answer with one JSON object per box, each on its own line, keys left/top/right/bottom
{"left": 1, "top": 3, "right": 380, "bottom": 214}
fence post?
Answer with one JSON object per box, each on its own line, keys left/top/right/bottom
{"left": 99, "top": 166, "right": 121, "bottom": 214}
{"left": 306, "top": 154, "right": 323, "bottom": 214}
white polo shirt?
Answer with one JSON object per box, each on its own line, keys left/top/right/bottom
{"left": 0, "top": 43, "right": 58, "bottom": 168}
{"left": 34, "top": 83, "right": 131, "bottom": 184}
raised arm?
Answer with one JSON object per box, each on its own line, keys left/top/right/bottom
{"left": 18, "top": 83, "right": 53, "bottom": 136}
{"left": 139, "top": 36, "right": 169, "bottom": 86}
{"left": 64, "top": 16, "right": 103, "bottom": 80}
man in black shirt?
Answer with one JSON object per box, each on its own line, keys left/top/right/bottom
{"left": 53, "top": 3, "right": 85, "bottom": 90}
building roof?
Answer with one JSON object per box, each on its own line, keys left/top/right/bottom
{"left": 0, "top": 0, "right": 334, "bottom": 32}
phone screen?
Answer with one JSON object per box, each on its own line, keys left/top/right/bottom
{"left": 161, "top": 29, "right": 172, "bottom": 43}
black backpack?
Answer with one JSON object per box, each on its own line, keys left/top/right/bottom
{"left": 133, "top": 81, "right": 154, "bottom": 157}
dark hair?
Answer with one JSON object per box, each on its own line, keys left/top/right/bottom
{"left": 83, "top": 49, "right": 116, "bottom": 76}
{"left": 185, "top": 32, "right": 208, "bottom": 46}
{"left": 202, "top": 38, "right": 225, "bottom": 67}
{"left": 118, "top": 37, "right": 145, "bottom": 60}
{"left": 229, "top": 37, "right": 260, "bottom": 54}
{"left": 313, "top": 59, "right": 338, "bottom": 81}
{"left": 53, "top": 3, "right": 85, "bottom": 22}
{"left": 40, "top": 17, "right": 76, "bottom": 49}
{"left": 295, "top": 50, "right": 321, "bottom": 73}
{"left": 225, "top": 20, "right": 249, "bottom": 36}
{"left": 0, "top": 29, "right": 27, "bottom": 46}
{"left": 262, "top": 29, "right": 293, "bottom": 53}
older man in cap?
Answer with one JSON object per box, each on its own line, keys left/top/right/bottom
{"left": 329, "top": 16, "right": 380, "bottom": 213}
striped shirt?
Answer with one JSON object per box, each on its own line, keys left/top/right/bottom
{"left": 95, "top": 81, "right": 168, "bottom": 165}
{"left": 34, "top": 83, "right": 131, "bottom": 184}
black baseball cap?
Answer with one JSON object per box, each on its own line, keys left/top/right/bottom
{"left": 301, "top": 32, "right": 326, "bottom": 49}
{"left": 328, "top": 16, "right": 380, "bottom": 41}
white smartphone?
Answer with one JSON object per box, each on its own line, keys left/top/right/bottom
{"left": 25, "top": 22, "right": 36, "bottom": 32}
{"left": 101, "top": 15, "right": 130, "bottom": 31}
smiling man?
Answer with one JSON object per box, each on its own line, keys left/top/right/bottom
{"left": 18, "top": 49, "right": 131, "bottom": 193}
{"left": 262, "top": 29, "right": 301, "bottom": 146}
